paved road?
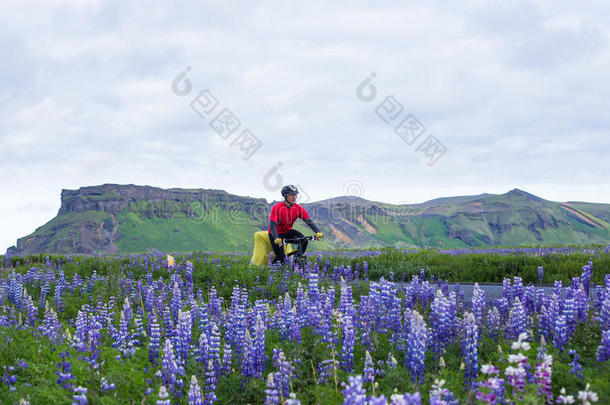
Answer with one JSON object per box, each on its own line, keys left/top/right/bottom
{"left": 395, "top": 282, "right": 597, "bottom": 307}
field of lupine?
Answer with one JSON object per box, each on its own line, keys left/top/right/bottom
{"left": 0, "top": 247, "right": 609, "bottom": 404}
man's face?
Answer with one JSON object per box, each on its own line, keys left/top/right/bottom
{"left": 285, "top": 193, "right": 297, "bottom": 204}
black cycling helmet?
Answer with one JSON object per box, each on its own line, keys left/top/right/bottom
{"left": 281, "top": 184, "right": 299, "bottom": 198}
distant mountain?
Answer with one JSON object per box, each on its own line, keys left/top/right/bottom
{"left": 7, "top": 184, "right": 610, "bottom": 255}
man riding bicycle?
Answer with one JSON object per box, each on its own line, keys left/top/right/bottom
{"left": 268, "top": 185, "right": 323, "bottom": 264}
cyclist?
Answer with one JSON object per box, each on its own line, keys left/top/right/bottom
{"left": 268, "top": 185, "right": 323, "bottom": 263}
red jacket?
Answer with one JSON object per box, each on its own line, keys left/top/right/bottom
{"left": 267, "top": 202, "right": 310, "bottom": 234}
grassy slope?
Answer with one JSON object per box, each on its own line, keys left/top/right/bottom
{"left": 13, "top": 191, "right": 610, "bottom": 254}
{"left": 16, "top": 211, "right": 114, "bottom": 253}
{"left": 115, "top": 208, "right": 261, "bottom": 253}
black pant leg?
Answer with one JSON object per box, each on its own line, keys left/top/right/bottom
{"left": 269, "top": 232, "right": 285, "bottom": 263}
{"left": 284, "top": 229, "right": 307, "bottom": 255}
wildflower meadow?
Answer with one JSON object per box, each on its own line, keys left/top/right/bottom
{"left": 0, "top": 247, "right": 608, "bottom": 404}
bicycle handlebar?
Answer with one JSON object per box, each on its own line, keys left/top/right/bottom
{"left": 282, "top": 235, "right": 315, "bottom": 243}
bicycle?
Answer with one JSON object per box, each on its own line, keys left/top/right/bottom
{"left": 281, "top": 235, "right": 316, "bottom": 266}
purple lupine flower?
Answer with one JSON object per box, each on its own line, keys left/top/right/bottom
{"left": 185, "top": 261, "right": 194, "bottom": 291}
{"left": 56, "top": 352, "right": 75, "bottom": 390}
{"left": 207, "top": 287, "right": 223, "bottom": 324}
{"left": 157, "top": 385, "right": 171, "bottom": 405}
{"left": 295, "top": 284, "right": 307, "bottom": 328}
{"left": 162, "top": 304, "right": 174, "bottom": 338}
{"left": 341, "top": 313, "right": 355, "bottom": 373}
{"left": 485, "top": 306, "right": 500, "bottom": 340}
{"left": 534, "top": 354, "right": 553, "bottom": 403}
{"left": 242, "top": 330, "right": 256, "bottom": 378}
{"left": 118, "top": 311, "right": 136, "bottom": 359}
{"left": 596, "top": 329, "right": 610, "bottom": 362}
{"left": 276, "top": 292, "right": 292, "bottom": 340}
{"left": 339, "top": 284, "right": 356, "bottom": 319}
{"left": 73, "top": 309, "right": 89, "bottom": 351}
{"left": 472, "top": 283, "right": 486, "bottom": 327}
{"left": 535, "top": 288, "right": 545, "bottom": 314}
{"left": 505, "top": 360, "right": 527, "bottom": 400}
{"left": 220, "top": 342, "right": 232, "bottom": 376}
{"left": 342, "top": 375, "right": 366, "bottom": 405}
{"left": 405, "top": 310, "right": 427, "bottom": 385}
{"left": 285, "top": 393, "right": 301, "bottom": 405}
{"left": 476, "top": 369, "right": 505, "bottom": 405}
{"left": 537, "top": 266, "right": 544, "bottom": 283}
{"left": 84, "top": 319, "right": 102, "bottom": 370}
{"left": 207, "top": 322, "right": 221, "bottom": 377}
{"left": 122, "top": 297, "right": 132, "bottom": 328}
{"left": 177, "top": 310, "right": 192, "bottom": 367}
{"left": 23, "top": 292, "right": 37, "bottom": 327}
{"left": 495, "top": 297, "right": 510, "bottom": 324}
{"left": 307, "top": 271, "right": 319, "bottom": 307}
{"left": 320, "top": 291, "right": 335, "bottom": 345}
{"left": 198, "top": 331, "right": 208, "bottom": 370}
{"left": 272, "top": 348, "right": 295, "bottom": 398}
{"left": 116, "top": 309, "right": 130, "bottom": 353}
{"left": 316, "top": 359, "right": 339, "bottom": 384}
{"left": 538, "top": 302, "right": 552, "bottom": 342}
{"left": 149, "top": 316, "right": 161, "bottom": 365}
{"left": 1, "top": 365, "right": 17, "bottom": 389}
{"left": 197, "top": 303, "right": 209, "bottom": 335}
{"left": 72, "top": 386, "right": 88, "bottom": 404}
{"left": 390, "top": 392, "right": 422, "bottom": 405}
{"left": 429, "top": 290, "right": 452, "bottom": 355}
{"left": 388, "top": 294, "right": 403, "bottom": 344}
{"left": 461, "top": 312, "right": 478, "bottom": 388}
{"left": 556, "top": 387, "right": 575, "bottom": 404}
{"left": 506, "top": 297, "right": 526, "bottom": 341}
{"left": 204, "top": 359, "right": 218, "bottom": 404}
{"left": 188, "top": 375, "right": 203, "bottom": 405}
{"left": 358, "top": 295, "right": 373, "bottom": 350}
{"left": 132, "top": 313, "right": 146, "bottom": 346}
{"left": 552, "top": 281, "right": 563, "bottom": 305}
{"left": 161, "top": 339, "right": 180, "bottom": 391}
{"left": 567, "top": 350, "right": 583, "bottom": 380}
{"left": 574, "top": 286, "right": 588, "bottom": 322}
{"left": 600, "top": 295, "right": 610, "bottom": 331}
{"left": 429, "top": 379, "right": 459, "bottom": 405}
{"left": 512, "top": 277, "right": 524, "bottom": 303}
{"left": 581, "top": 261, "right": 592, "bottom": 295}
{"left": 368, "top": 395, "right": 388, "bottom": 405}
{"left": 363, "top": 350, "right": 375, "bottom": 385}
{"left": 563, "top": 297, "right": 577, "bottom": 340}
{"left": 227, "top": 288, "right": 247, "bottom": 357}
{"left": 524, "top": 286, "right": 536, "bottom": 316}
{"left": 171, "top": 281, "right": 182, "bottom": 323}
{"left": 54, "top": 272, "right": 64, "bottom": 312}
{"left": 100, "top": 377, "right": 116, "bottom": 392}
{"left": 264, "top": 373, "right": 280, "bottom": 405}
{"left": 39, "top": 306, "right": 62, "bottom": 344}
{"left": 502, "top": 278, "right": 511, "bottom": 301}
{"left": 553, "top": 314, "right": 567, "bottom": 352}
{"left": 253, "top": 314, "right": 267, "bottom": 378}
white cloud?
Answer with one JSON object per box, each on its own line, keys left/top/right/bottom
{"left": 1, "top": 0, "right": 609, "bottom": 251}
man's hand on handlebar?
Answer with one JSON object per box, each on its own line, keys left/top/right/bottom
{"left": 274, "top": 238, "right": 283, "bottom": 247}
{"left": 315, "top": 232, "right": 323, "bottom": 241}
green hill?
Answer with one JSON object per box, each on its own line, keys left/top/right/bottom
{"left": 8, "top": 184, "right": 610, "bottom": 255}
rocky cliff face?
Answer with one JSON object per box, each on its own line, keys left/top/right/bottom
{"left": 58, "top": 184, "right": 266, "bottom": 215}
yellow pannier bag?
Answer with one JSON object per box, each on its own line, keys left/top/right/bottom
{"left": 249, "top": 231, "right": 296, "bottom": 265}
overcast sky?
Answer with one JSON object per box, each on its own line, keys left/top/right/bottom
{"left": 1, "top": 0, "right": 609, "bottom": 252}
